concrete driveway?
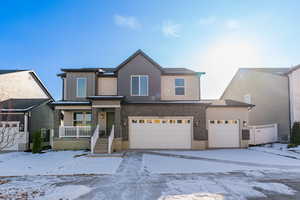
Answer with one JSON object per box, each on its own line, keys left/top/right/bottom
{"left": 2, "top": 151, "right": 300, "bottom": 200}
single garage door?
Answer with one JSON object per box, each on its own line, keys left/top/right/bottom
{"left": 208, "top": 120, "right": 240, "bottom": 148}
{"left": 129, "top": 117, "right": 192, "bottom": 149}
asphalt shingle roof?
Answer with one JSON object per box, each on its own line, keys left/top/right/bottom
{"left": 0, "top": 98, "right": 50, "bottom": 111}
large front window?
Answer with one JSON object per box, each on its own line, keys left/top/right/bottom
{"left": 175, "top": 78, "right": 185, "bottom": 95}
{"left": 131, "top": 75, "right": 148, "bottom": 96}
{"left": 76, "top": 78, "right": 87, "bottom": 97}
{"left": 73, "top": 112, "right": 91, "bottom": 126}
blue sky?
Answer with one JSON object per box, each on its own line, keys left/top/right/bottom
{"left": 0, "top": 0, "right": 299, "bottom": 100}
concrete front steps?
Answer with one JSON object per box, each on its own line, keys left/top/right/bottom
{"left": 94, "top": 138, "right": 108, "bottom": 154}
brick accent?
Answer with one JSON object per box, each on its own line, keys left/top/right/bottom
{"left": 121, "top": 103, "right": 208, "bottom": 141}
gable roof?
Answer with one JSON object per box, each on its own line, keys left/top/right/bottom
{"left": 0, "top": 69, "right": 27, "bottom": 75}
{"left": 202, "top": 99, "right": 255, "bottom": 108}
{"left": 220, "top": 67, "right": 289, "bottom": 99}
{"left": 115, "top": 49, "right": 163, "bottom": 72}
{"left": 59, "top": 50, "right": 204, "bottom": 76}
{"left": 286, "top": 64, "right": 300, "bottom": 75}
{"left": 0, "top": 98, "right": 51, "bottom": 112}
{"left": 0, "top": 70, "right": 53, "bottom": 100}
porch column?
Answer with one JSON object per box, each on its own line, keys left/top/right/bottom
{"left": 92, "top": 108, "right": 98, "bottom": 133}
{"left": 53, "top": 109, "right": 61, "bottom": 138}
{"left": 114, "top": 107, "right": 121, "bottom": 138}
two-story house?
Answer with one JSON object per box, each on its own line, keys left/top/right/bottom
{"left": 52, "top": 50, "right": 253, "bottom": 153}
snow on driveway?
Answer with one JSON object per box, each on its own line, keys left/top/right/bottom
{"left": 143, "top": 154, "right": 277, "bottom": 174}
{"left": 0, "top": 151, "right": 122, "bottom": 176}
{"left": 155, "top": 148, "right": 300, "bottom": 167}
{"left": 158, "top": 176, "right": 296, "bottom": 200}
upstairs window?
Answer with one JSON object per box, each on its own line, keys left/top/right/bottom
{"left": 131, "top": 75, "right": 148, "bottom": 96}
{"left": 244, "top": 94, "right": 251, "bottom": 104}
{"left": 73, "top": 112, "right": 92, "bottom": 126}
{"left": 76, "top": 78, "right": 87, "bottom": 97}
{"left": 175, "top": 78, "right": 185, "bottom": 95}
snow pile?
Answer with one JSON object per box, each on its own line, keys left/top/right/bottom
{"left": 0, "top": 151, "right": 122, "bottom": 176}
{"left": 40, "top": 185, "right": 91, "bottom": 200}
{"left": 159, "top": 177, "right": 296, "bottom": 200}
{"left": 250, "top": 143, "right": 300, "bottom": 159}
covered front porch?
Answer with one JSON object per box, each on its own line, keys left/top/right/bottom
{"left": 52, "top": 97, "right": 123, "bottom": 153}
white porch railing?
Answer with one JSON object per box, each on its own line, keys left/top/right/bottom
{"left": 59, "top": 126, "right": 91, "bottom": 138}
{"left": 91, "top": 125, "right": 99, "bottom": 154}
{"left": 108, "top": 125, "right": 115, "bottom": 154}
{"left": 249, "top": 123, "right": 278, "bottom": 145}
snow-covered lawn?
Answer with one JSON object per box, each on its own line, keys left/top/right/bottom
{"left": 154, "top": 147, "right": 300, "bottom": 167}
{"left": 0, "top": 151, "right": 122, "bottom": 176}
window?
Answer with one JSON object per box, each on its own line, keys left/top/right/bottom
{"left": 131, "top": 75, "right": 148, "bottom": 96}
{"left": 76, "top": 78, "right": 87, "bottom": 97}
{"left": 175, "top": 78, "right": 185, "bottom": 95}
{"left": 244, "top": 94, "right": 251, "bottom": 104}
{"left": 73, "top": 112, "right": 91, "bottom": 126}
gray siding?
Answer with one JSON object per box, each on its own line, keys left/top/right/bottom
{"left": 65, "top": 72, "right": 96, "bottom": 101}
{"left": 222, "top": 70, "right": 290, "bottom": 141}
{"left": 117, "top": 54, "right": 162, "bottom": 101}
{"left": 121, "top": 103, "right": 208, "bottom": 141}
{"left": 29, "top": 103, "right": 54, "bottom": 139}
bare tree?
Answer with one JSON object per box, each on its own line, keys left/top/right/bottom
{"left": 0, "top": 100, "right": 22, "bottom": 151}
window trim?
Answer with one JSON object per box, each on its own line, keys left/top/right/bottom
{"left": 130, "top": 75, "right": 149, "bottom": 96}
{"left": 76, "top": 78, "right": 87, "bottom": 97}
{"left": 73, "top": 111, "right": 92, "bottom": 126}
{"left": 175, "top": 78, "right": 185, "bottom": 96}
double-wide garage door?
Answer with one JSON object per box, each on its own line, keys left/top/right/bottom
{"left": 208, "top": 120, "right": 240, "bottom": 148}
{"left": 129, "top": 117, "right": 192, "bottom": 149}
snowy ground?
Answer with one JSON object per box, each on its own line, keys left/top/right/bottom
{"left": 2, "top": 145, "right": 300, "bottom": 200}
{"left": 0, "top": 150, "right": 122, "bottom": 176}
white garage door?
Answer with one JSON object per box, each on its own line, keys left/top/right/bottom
{"left": 208, "top": 120, "right": 240, "bottom": 148}
{"left": 129, "top": 117, "right": 192, "bottom": 149}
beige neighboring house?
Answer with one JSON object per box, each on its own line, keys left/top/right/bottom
{"left": 287, "top": 65, "right": 300, "bottom": 124}
{"left": 221, "top": 68, "right": 290, "bottom": 141}
{"left": 0, "top": 70, "right": 53, "bottom": 151}
{"left": 0, "top": 70, "right": 51, "bottom": 101}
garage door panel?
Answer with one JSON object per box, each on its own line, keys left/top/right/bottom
{"left": 129, "top": 117, "right": 192, "bottom": 149}
{"left": 208, "top": 120, "right": 239, "bottom": 148}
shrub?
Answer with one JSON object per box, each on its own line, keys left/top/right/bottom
{"left": 32, "top": 131, "right": 42, "bottom": 154}
{"left": 290, "top": 122, "right": 300, "bottom": 146}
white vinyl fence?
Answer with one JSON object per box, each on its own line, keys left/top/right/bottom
{"left": 249, "top": 124, "right": 278, "bottom": 145}
{"left": 0, "top": 121, "right": 28, "bottom": 151}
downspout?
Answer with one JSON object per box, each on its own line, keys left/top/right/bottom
{"left": 287, "top": 73, "right": 292, "bottom": 143}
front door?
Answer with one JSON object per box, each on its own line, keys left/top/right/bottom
{"left": 106, "top": 112, "right": 115, "bottom": 136}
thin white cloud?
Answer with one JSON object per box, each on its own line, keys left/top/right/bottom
{"left": 225, "top": 19, "right": 240, "bottom": 30}
{"left": 199, "top": 17, "right": 216, "bottom": 25}
{"left": 114, "top": 14, "right": 140, "bottom": 29}
{"left": 162, "top": 20, "right": 181, "bottom": 38}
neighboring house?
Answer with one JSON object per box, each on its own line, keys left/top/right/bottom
{"left": 0, "top": 70, "right": 53, "bottom": 151}
{"left": 287, "top": 65, "right": 300, "bottom": 125}
{"left": 52, "top": 50, "right": 253, "bottom": 153}
{"left": 221, "top": 68, "right": 291, "bottom": 141}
